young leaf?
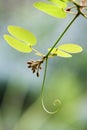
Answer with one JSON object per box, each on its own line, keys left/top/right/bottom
{"left": 48, "top": 48, "right": 72, "bottom": 57}
{"left": 33, "top": 2, "right": 67, "bottom": 18}
{"left": 4, "top": 35, "right": 32, "bottom": 52}
{"left": 8, "top": 26, "right": 37, "bottom": 45}
{"left": 58, "top": 44, "right": 83, "bottom": 53}
{"left": 48, "top": 0, "right": 67, "bottom": 8}
{"left": 48, "top": 44, "right": 83, "bottom": 58}
{"left": 4, "top": 26, "right": 37, "bottom": 53}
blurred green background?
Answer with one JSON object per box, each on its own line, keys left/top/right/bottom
{"left": 0, "top": 0, "right": 87, "bottom": 130}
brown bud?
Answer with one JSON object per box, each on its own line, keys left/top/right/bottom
{"left": 36, "top": 72, "right": 39, "bottom": 77}
{"left": 28, "top": 65, "right": 31, "bottom": 68}
{"left": 39, "top": 66, "right": 42, "bottom": 69}
{"left": 33, "top": 69, "right": 35, "bottom": 73}
{"left": 66, "top": 8, "right": 71, "bottom": 12}
{"left": 27, "top": 62, "right": 31, "bottom": 64}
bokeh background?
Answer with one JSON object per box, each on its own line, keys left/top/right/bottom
{"left": 0, "top": 0, "right": 87, "bottom": 130}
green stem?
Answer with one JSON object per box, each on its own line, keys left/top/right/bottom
{"left": 45, "top": 13, "right": 80, "bottom": 58}
{"left": 41, "top": 13, "right": 80, "bottom": 114}
{"left": 41, "top": 58, "right": 61, "bottom": 114}
{"left": 41, "top": 58, "right": 48, "bottom": 112}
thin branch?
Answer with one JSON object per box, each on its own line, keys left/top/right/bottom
{"left": 45, "top": 13, "right": 80, "bottom": 58}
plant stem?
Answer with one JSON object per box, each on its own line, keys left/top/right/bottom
{"left": 41, "top": 13, "right": 80, "bottom": 114}
{"left": 41, "top": 58, "right": 48, "bottom": 110}
{"left": 45, "top": 13, "right": 80, "bottom": 58}
{"left": 41, "top": 58, "right": 56, "bottom": 114}
{"left": 41, "top": 58, "right": 61, "bottom": 114}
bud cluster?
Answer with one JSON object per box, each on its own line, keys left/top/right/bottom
{"left": 27, "top": 59, "right": 43, "bottom": 77}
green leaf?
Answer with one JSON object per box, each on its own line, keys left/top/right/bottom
{"left": 58, "top": 44, "right": 83, "bottom": 53}
{"left": 4, "top": 35, "right": 32, "bottom": 53}
{"left": 48, "top": 48, "right": 72, "bottom": 58}
{"left": 33, "top": 2, "right": 67, "bottom": 18}
{"left": 4, "top": 26, "right": 37, "bottom": 53}
{"left": 48, "top": 0, "right": 67, "bottom": 8}
{"left": 8, "top": 26, "right": 37, "bottom": 46}
{"left": 48, "top": 44, "right": 83, "bottom": 58}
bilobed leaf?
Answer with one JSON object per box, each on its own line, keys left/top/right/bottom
{"left": 4, "top": 26, "right": 37, "bottom": 53}
{"left": 48, "top": 44, "right": 83, "bottom": 58}
{"left": 48, "top": 48, "right": 72, "bottom": 58}
{"left": 8, "top": 26, "right": 37, "bottom": 46}
{"left": 4, "top": 35, "right": 32, "bottom": 52}
{"left": 58, "top": 44, "right": 83, "bottom": 53}
{"left": 48, "top": 0, "right": 67, "bottom": 8}
{"left": 33, "top": 2, "right": 66, "bottom": 18}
